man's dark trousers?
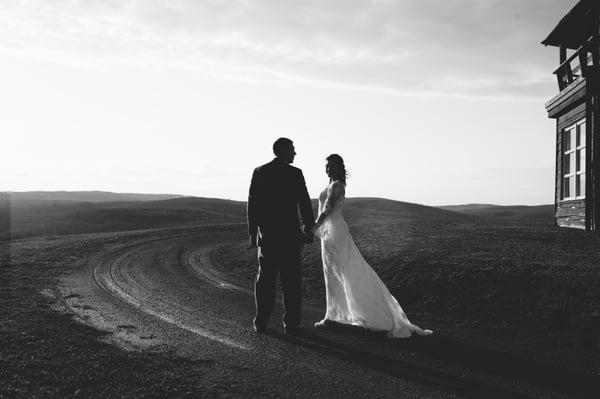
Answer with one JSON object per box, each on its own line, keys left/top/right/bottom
{"left": 254, "top": 241, "right": 302, "bottom": 329}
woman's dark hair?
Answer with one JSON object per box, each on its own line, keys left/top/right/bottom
{"left": 326, "top": 153, "right": 348, "bottom": 185}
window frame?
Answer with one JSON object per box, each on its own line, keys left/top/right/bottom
{"left": 562, "top": 119, "right": 586, "bottom": 201}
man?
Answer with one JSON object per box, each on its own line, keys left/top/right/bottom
{"left": 247, "top": 137, "right": 315, "bottom": 333}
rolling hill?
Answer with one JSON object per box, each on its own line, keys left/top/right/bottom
{"left": 341, "top": 197, "right": 464, "bottom": 223}
{"left": 1, "top": 194, "right": 246, "bottom": 240}
{"left": 1, "top": 192, "right": 467, "bottom": 239}
{"left": 8, "top": 191, "right": 183, "bottom": 203}
{"left": 438, "top": 203, "right": 554, "bottom": 221}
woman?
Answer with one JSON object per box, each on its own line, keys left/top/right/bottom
{"left": 312, "top": 154, "right": 432, "bottom": 338}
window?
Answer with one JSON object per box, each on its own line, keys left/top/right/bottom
{"left": 562, "top": 120, "right": 586, "bottom": 200}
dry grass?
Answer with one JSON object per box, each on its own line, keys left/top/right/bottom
{"left": 213, "top": 216, "right": 600, "bottom": 364}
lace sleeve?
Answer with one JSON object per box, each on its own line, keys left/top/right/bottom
{"left": 314, "top": 181, "right": 344, "bottom": 227}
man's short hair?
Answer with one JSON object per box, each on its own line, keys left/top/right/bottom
{"left": 273, "top": 137, "right": 293, "bottom": 156}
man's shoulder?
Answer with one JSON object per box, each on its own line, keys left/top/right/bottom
{"left": 254, "top": 159, "right": 303, "bottom": 175}
{"left": 287, "top": 164, "right": 302, "bottom": 174}
{"left": 253, "top": 160, "right": 275, "bottom": 174}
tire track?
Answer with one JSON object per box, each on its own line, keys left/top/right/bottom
{"left": 87, "top": 235, "right": 250, "bottom": 350}
{"left": 181, "top": 247, "right": 251, "bottom": 293}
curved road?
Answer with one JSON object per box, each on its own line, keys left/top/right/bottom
{"left": 56, "top": 226, "right": 579, "bottom": 398}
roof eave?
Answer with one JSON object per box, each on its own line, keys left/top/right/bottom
{"left": 542, "top": 0, "right": 598, "bottom": 49}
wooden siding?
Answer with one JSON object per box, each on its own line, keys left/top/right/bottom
{"left": 556, "top": 199, "right": 586, "bottom": 228}
{"left": 546, "top": 78, "right": 587, "bottom": 118}
{"left": 591, "top": 87, "right": 600, "bottom": 229}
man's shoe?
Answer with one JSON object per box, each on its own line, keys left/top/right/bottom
{"left": 283, "top": 325, "right": 303, "bottom": 335}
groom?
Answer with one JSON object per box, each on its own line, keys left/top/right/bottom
{"left": 247, "top": 137, "right": 315, "bottom": 333}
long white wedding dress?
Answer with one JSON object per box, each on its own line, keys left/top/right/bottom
{"left": 313, "top": 181, "right": 433, "bottom": 338}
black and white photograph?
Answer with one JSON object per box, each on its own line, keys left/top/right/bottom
{"left": 2, "top": 0, "right": 600, "bottom": 397}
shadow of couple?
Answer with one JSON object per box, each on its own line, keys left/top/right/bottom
{"left": 272, "top": 322, "right": 599, "bottom": 399}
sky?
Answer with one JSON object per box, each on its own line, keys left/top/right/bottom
{"left": 0, "top": 0, "right": 580, "bottom": 205}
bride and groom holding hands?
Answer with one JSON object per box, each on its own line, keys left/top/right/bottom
{"left": 247, "top": 137, "right": 432, "bottom": 338}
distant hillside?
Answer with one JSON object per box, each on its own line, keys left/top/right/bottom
{"left": 105, "top": 197, "right": 247, "bottom": 218}
{"left": 9, "top": 191, "right": 183, "bottom": 203}
{"left": 0, "top": 194, "right": 245, "bottom": 239}
{"left": 438, "top": 203, "right": 554, "bottom": 221}
{"left": 438, "top": 204, "right": 500, "bottom": 213}
{"left": 343, "top": 197, "right": 463, "bottom": 223}
{"left": 0, "top": 192, "right": 470, "bottom": 239}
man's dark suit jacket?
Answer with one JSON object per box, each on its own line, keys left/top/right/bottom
{"left": 247, "top": 158, "right": 314, "bottom": 248}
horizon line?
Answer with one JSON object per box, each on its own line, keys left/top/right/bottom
{"left": 2, "top": 189, "right": 554, "bottom": 208}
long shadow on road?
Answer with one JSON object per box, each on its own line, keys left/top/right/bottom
{"left": 274, "top": 324, "right": 599, "bottom": 399}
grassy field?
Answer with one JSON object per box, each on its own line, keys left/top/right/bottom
{"left": 213, "top": 210, "right": 600, "bottom": 368}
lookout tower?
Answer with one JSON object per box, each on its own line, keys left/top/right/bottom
{"left": 543, "top": 0, "right": 600, "bottom": 230}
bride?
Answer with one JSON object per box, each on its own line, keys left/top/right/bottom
{"left": 311, "top": 154, "right": 433, "bottom": 338}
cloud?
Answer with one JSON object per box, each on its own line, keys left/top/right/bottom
{"left": 0, "top": 0, "right": 576, "bottom": 99}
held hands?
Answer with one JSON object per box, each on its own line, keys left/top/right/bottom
{"left": 247, "top": 229, "right": 316, "bottom": 249}
{"left": 302, "top": 231, "right": 314, "bottom": 245}
{"left": 302, "top": 222, "right": 323, "bottom": 245}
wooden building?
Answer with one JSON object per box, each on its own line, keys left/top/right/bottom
{"left": 543, "top": 0, "right": 600, "bottom": 229}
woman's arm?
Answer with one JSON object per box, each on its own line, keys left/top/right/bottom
{"left": 313, "top": 181, "right": 344, "bottom": 230}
